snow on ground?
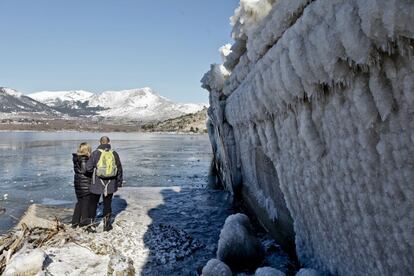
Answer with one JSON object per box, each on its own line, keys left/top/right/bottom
{"left": 7, "top": 187, "right": 233, "bottom": 275}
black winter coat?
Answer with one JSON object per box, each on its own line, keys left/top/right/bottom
{"left": 86, "top": 144, "right": 123, "bottom": 195}
{"left": 72, "top": 154, "right": 93, "bottom": 198}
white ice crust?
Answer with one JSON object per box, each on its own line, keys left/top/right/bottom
{"left": 202, "top": 0, "right": 414, "bottom": 275}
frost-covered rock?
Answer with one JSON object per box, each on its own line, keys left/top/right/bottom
{"left": 255, "top": 266, "right": 286, "bottom": 276}
{"left": 231, "top": 0, "right": 275, "bottom": 40}
{"left": 295, "top": 268, "right": 321, "bottom": 276}
{"left": 201, "top": 259, "right": 232, "bottom": 276}
{"left": 201, "top": 64, "right": 230, "bottom": 92}
{"left": 217, "top": 213, "right": 264, "bottom": 271}
{"left": 4, "top": 248, "right": 46, "bottom": 276}
{"left": 219, "top": 44, "right": 233, "bottom": 64}
{"left": 202, "top": 0, "right": 414, "bottom": 275}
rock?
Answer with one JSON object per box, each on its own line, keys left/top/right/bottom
{"left": 107, "top": 253, "right": 135, "bottom": 276}
{"left": 4, "top": 248, "right": 47, "bottom": 276}
{"left": 201, "top": 259, "right": 232, "bottom": 276}
{"left": 255, "top": 267, "right": 286, "bottom": 276}
{"left": 217, "top": 213, "right": 264, "bottom": 271}
{"left": 296, "top": 268, "right": 321, "bottom": 276}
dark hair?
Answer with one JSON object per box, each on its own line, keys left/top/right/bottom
{"left": 100, "top": 136, "right": 110, "bottom": 144}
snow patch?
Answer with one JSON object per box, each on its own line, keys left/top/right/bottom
{"left": 4, "top": 249, "right": 46, "bottom": 276}
{"left": 1, "top": 88, "right": 23, "bottom": 98}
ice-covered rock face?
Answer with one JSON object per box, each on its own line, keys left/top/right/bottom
{"left": 202, "top": 0, "right": 414, "bottom": 275}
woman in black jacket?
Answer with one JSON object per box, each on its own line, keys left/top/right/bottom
{"left": 71, "top": 142, "right": 93, "bottom": 228}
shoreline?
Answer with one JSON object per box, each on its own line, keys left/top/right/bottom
{"left": 0, "top": 129, "right": 207, "bottom": 135}
{"left": 1, "top": 187, "right": 235, "bottom": 275}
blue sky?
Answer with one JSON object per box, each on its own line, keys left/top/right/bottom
{"left": 0, "top": 0, "right": 239, "bottom": 102}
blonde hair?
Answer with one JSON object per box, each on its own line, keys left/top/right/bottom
{"left": 77, "top": 142, "right": 92, "bottom": 156}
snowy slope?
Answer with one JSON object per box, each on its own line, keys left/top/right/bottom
{"left": 30, "top": 88, "right": 206, "bottom": 120}
{"left": 29, "top": 90, "right": 104, "bottom": 117}
{"left": 0, "top": 87, "right": 58, "bottom": 115}
{"left": 29, "top": 90, "right": 93, "bottom": 105}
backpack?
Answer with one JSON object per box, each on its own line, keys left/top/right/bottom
{"left": 96, "top": 149, "right": 118, "bottom": 178}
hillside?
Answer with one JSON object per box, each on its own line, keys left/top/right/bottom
{"left": 142, "top": 108, "right": 207, "bottom": 133}
{"left": 0, "top": 88, "right": 58, "bottom": 116}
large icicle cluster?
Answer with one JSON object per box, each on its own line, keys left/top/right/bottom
{"left": 202, "top": 0, "right": 414, "bottom": 275}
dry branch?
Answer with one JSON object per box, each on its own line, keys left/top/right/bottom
{"left": 0, "top": 218, "right": 66, "bottom": 274}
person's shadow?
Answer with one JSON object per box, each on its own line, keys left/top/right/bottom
{"left": 140, "top": 188, "right": 233, "bottom": 275}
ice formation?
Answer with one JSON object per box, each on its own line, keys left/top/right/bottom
{"left": 231, "top": 0, "right": 275, "bottom": 40}
{"left": 202, "top": 0, "right": 414, "bottom": 275}
{"left": 216, "top": 213, "right": 264, "bottom": 271}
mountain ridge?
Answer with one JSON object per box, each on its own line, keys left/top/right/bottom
{"left": 0, "top": 88, "right": 59, "bottom": 115}
{"left": 0, "top": 87, "right": 207, "bottom": 121}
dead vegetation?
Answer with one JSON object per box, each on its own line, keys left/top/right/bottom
{"left": 0, "top": 218, "right": 66, "bottom": 274}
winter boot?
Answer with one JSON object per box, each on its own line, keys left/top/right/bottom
{"left": 103, "top": 214, "right": 113, "bottom": 232}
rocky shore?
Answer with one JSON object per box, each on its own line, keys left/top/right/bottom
{"left": 1, "top": 187, "right": 301, "bottom": 275}
{"left": 1, "top": 187, "right": 234, "bottom": 275}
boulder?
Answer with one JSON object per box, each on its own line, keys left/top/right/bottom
{"left": 217, "top": 213, "right": 264, "bottom": 271}
{"left": 255, "top": 267, "right": 286, "bottom": 276}
{"left": 201, "top": 259, "right": 232, "bottom": 276}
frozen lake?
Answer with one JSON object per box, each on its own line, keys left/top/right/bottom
{"left": 0, "top": 132, "right": 213, "bottom": 234}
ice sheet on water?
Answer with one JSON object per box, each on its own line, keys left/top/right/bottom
{"left": 41, "top": 198, "right": 73, "bottom": 205}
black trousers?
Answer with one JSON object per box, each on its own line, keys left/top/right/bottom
{"left": 72, "top": 194, "right": 93, "bottom": 226}
{"left": 89, "top": 193, "right": 113, "bottom": 220}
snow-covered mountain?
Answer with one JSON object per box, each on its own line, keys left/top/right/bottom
{"left": 29, "top": 88, "right": 206, "bottom": 121}
{"left": 0, "top": 87, "right": 58, "bottom": 115}
{"left": 28, "top": 90, "right": 106, "bottom": 117}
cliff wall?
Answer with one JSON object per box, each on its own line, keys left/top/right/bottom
{"left": 202, "top": 0, "right": 414, "bottom": 275}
